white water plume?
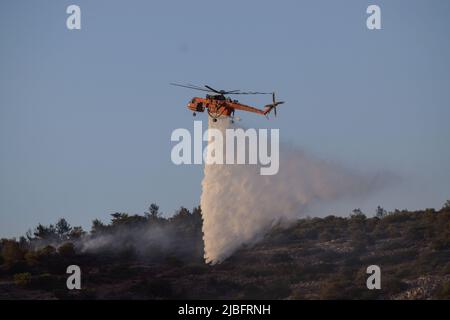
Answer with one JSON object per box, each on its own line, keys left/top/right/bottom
{"left": 200, "top": 117, "right": 390, "bottom": 264}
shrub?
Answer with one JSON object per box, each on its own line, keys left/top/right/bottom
{"left": 270, "top": 252, "right": 293, "bottom": 263}
{"left": 319, "top": 230, "right": 334, "bottom": 241}
{"left": 183, "top": 263, "right": 208, "bottom": 275}
{"left": 383, "top": 276, "right": 408, "bottom": 295}
{"left": 58, "top": 242, "right": 76, "bottom": 257}
{"left": 294, "top": 228, "right": 319, "bottom": 240}
{"left": 35, "top": 245, "right": 57, "bottom": 264}
{"left": 54, "top": 288, "right": 97, "bottom": 300}
{"left": 37, "top": 245, "right": 56, "bottom": 257}
{"left": 36, "top": 245, "right": 66, "bottom": 273}
{"left": 165, "top": 255, "right": 184, "bottom": 268}
{"left": 319, "top": 279, "right": 349, "bottom": 299}
{"left": 30, "top": 273, "right": 59, "bottom": 290}
{"left": 13, "top": 272, "right": 32, "bottom": 286}
{"left": 436, "top": 281, "right": 450, "bottom": 299}
{"left": 24, "top": 251, "right": 39, "bottom": 267}
{"left": 1, "top": 240, "right": 25, "bottom": 266}
{"left": 431, "top": 232, "right": 450, "bottom": 250}
{"left": 145, "top": 278, "right": 175, "bottom": 298}
{"left": 242, "top": 266, "right": 273, "bottom": 278}
{"left": 263, "top": 280, "right": 292, "bottom": 299}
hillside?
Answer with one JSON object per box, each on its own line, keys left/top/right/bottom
{"left": 1, "top": 205, "right": 450, "bottom": 299}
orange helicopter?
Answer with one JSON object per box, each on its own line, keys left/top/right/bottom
{"left": 171, "top": 83, "right": 285, "bottom": 122}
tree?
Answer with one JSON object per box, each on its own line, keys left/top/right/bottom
{"left": 192, "top": 206, "right": 202, "bottom": 225}
{"left": 110, "top": 213, "right": 146, "bottom": 226}
{"left": 351, "top": 208, "right": 365, "bottom": 217}
{"left": 33, "top": 224, "right": 57, "bottom": 241}
{"left": 91, "top": 219, "right": 106, "bottom": 234}
{"left": 18, "top": 236, "right": 28, "bottom": 249}
{"left": 171, "top": 207, "right": 191, "bottom": 223}
{"left": 69, "top": 226, "right": 86, "bottom": 240}
{"left": 443, "top": 200, "right": 450, "bottom": 210}
{"left": 25, "top": 229, "right": 33, "bottom": 241}
{"left": 56, "top": 218, "right": 72, "bottom": 240}
{"left": 146, "top": 203, "right": 160, "bottom": 219}
{"left": 375, "top": 206, "right": 387, "bottom": 218}
{"left": 111, "top": 213, "right": 130, "bottom": 225}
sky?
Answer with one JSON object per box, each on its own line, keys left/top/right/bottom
{"left": 1, "top": 0, "right": 449, "bottom": 238}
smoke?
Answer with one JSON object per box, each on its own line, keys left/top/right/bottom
{"left": 27, "top": 210, "right": 204, "bottom": 262}
{"left": 77, "top": 216, "right": 203, "bottom": 262}
{"left": 200, "top": 117, "right": 391, "bottom": 264}
{"left": 80, "top": 225, "right": 174, "bottom": 258}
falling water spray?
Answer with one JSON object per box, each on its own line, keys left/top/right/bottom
{"left": 200, "top": 117, "right": 389, "bottom": 264}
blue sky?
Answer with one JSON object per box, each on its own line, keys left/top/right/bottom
{"left": 1, "top": 0, "right": 449, "bottom": 238}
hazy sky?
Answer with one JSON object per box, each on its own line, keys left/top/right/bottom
{"left": 1, "top": 0, "right": 449, "bottom": 238}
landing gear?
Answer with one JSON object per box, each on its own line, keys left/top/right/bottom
{"left": 193, "top": 112, "right": 196, "bottom": 116}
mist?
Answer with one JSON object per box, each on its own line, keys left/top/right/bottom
{"left": 80, "top": 224, "right": 174, "bottom": 257}
{"left": 63, "top": 209, "right": 204, "bottom": 262}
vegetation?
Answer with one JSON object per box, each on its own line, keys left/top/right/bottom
{"left": 13, "top": 272, "right": 31, "bottom": 286}
{"left": 0, "top": 201, "right": 449, "bottom": 299}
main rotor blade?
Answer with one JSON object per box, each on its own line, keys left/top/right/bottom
{"left": 172, "top": 83, "right": 274, "bottom": 96}
{"left": 227, "top": 91, "right": 272, "bottom": 95}
{"left": 186, "top": 83, "right": 211, "bottom": 90}
{"left": 204, "top": 85, "right": 222, "bottom": 94}
{"left": 204, "top": 86, "right": 241, "bottom": 95}
{"left": 170, "top": 83, "right": 214, "bottom": 93}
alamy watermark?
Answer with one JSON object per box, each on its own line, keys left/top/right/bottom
{"left": 64, "top": 4, "right": 380, "bottom": 31}
{"left": 366, "top": 265, "right": 381, "bottom": 290}
{"left": 367, "top": 5, "right": 382, "bottom": 30}
{"left": 66, "top": 265, "right": 81, "bottom": 290}
{"left": 66, "top": 5, "right": 81, "bottom": 30}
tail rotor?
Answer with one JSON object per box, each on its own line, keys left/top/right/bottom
{"left": 264, "top": 92, "right": 285, "bottom": 117}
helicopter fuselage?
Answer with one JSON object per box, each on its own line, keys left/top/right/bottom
{"left": 187, "top": 96, "right": 265, "bottom": 119}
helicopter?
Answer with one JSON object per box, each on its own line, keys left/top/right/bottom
{"left": 170, "top": 83, "right": 285, "bottom": 122}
